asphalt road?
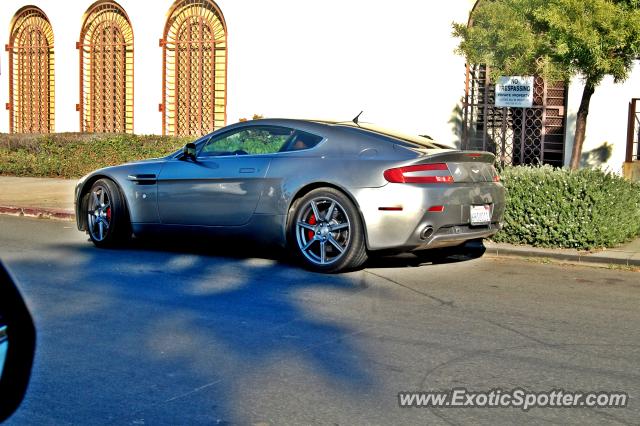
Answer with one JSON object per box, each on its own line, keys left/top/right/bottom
{"left": 0, "top": 215, "right": 639, "bottom": 425}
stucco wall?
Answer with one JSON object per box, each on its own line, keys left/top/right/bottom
{"left": 565, "top": 61, "right": 640, "bottom": 173}
{"left": 4, "top": 0, "right": 634, "bottom": 173}
{"left": 0, "top": 0, "right": 474, "bottom": 141}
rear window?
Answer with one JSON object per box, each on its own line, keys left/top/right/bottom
{"left": 333, "top": 122, "right": 452, "bottom": 149}
{"left": 281, "top": 130, "right": 324, "bottom": 152}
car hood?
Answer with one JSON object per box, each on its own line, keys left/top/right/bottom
{"left": 78, "top": 158, "right": 167, "bottom": 187}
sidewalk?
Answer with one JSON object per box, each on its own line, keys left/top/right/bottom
{"left": 483, "top": 239, "right": 640, "bottom": 267}
{"left": 0, "top": 176, "right": 76, "bottom": 220}
{"left": 1, "top": 176, "right": 639, "bottom": 266}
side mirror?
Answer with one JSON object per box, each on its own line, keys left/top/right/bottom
{"left": 0, "top": 262, "right": 36, "bottom": 422}
{"left": 182, "top": 143, "right": 197, "bottom": 161}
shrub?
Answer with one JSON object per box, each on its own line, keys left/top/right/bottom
{"left": 494, "top": 165, "right": 640, "bottom": 249}
{"left": 0, "top": 133, "right": 189, "bottom": 179}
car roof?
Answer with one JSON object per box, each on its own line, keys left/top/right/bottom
{"left": 245, "top": 118, "right": 453, "bottom": 149}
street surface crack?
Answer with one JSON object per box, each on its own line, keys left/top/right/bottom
{"left": 365, "top": 270, "right": 455, "bottom": 307}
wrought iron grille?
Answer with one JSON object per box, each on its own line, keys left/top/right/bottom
{"left": 161, "top": 0, "right": 227, "bottom": 137}
{"left": 626, "top": 98, "right": 640, "bottom": 162}
{"left": 78, "top": 0, "right": 133, "bottom": 133}
{"left": 7, "top": 6, "right": 55, "bottom": 134}
{"left": 461, "top": 65, "right": 567, "bottom": 168}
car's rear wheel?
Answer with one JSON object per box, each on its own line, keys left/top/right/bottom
{"left": 288, "top": 188, "right": 367, "bottom": 273}
{"left": 86, "top": 179, "right": 130, "bottom": 247}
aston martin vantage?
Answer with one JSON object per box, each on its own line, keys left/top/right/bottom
{"left": 75, "top": 119, "right": 505, "bottom": 272}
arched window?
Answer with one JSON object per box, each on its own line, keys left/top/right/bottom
{"left": 78, "top": 0, "right": 133, "bottom": 133}
{"left": 161, "top": 0, "right": 227, "bottom": 136}
{"left": 7, "top": 6, "right": 54, "bottom": 134}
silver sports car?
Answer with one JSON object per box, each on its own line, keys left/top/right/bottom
{"left": 75, "top": 119, "right": 505, "bottom": 272}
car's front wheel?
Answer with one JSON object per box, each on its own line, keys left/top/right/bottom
{"left": 288, "top": 188, "right": 367, "bottom": 273}
{"left": 85, "top": 179, "right": 130, "bottom": 247}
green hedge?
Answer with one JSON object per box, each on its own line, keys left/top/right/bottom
{"left": 3, "top": 135, "right": 640, "bottom": 249}
{"left": 0, "top": 133, "right": 189, "bottom": 178}
{"left": 494, "top": 165, "right": 640, "bottom": 249}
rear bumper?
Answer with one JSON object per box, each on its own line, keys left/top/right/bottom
{"left": 353, "top": 182, "right": 505, "bottom": 250}
{"left": 413, "top": 222, "right": 501, "bottom": 250}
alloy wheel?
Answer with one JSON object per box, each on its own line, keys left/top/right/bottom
{"left": 295, "top": 197, "right": 351, "bottom": 265}
{"left": 87, "top": 185, "right": 112, "bottom": 242}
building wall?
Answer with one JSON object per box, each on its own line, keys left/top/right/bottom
{"left": 0, "top": 0, "right": 167, "bottom": 135}
{"left": 2, "top": 0, "right": 634, "bottom": 172}
{"left": 565, "top": 61, "right": 640, "bottom": 172}
{"left": 0, "top": 0, "right": 475, "bottom": 141}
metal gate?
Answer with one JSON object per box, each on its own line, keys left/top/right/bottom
{"left": 161, "top": 0, "right": 227, "bottom": 137}
{"left": 78, "top": 1, "right": 134, "bottom": 133}
{"left": 626, "top": 98, "right": 640, "bottom": 162}
{"left": 461, "top": 65, "right": 567, "bottom": 167}
{"left": 7, "top": 6, "right": 55, "bottom": 134}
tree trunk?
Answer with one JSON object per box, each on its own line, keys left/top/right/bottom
{"left": 569, "top": 79, "right": 596, "bottom": 170}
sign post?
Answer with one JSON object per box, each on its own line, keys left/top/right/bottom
{"left": 495, "top": 76, "right": 534, "bottom": 108}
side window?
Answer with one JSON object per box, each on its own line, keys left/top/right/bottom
{"left": 200, "top": 126, "right": 294, "bottom": 156}
{"left": 284, "top": 130, "right": 324, "bottom": 152}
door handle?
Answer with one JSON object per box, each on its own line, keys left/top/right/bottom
{"left": 239, "top": 168, "right": 256, "bottom": 174}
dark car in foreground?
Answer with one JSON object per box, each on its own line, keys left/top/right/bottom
{"left": 0, "top": 261, "right": 36, "bottom": 422}
{"left": 75, "top": 119, "right": 505, "bottom": 272}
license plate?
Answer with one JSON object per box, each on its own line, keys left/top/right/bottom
{"left": 470, "top": 205, "right": 491, "bottom": 225}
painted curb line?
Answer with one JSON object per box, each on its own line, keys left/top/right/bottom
{"left": 0, "top": 205, "right": 75, "bottom": 221}
{"left": 484, "top": 244, "right": 640, "bottom": 267}
{"left": 0, "top": 207, "right": 637, "bottom": 266}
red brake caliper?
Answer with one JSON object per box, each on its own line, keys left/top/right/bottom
{"left": 106, "top": 207, "right": 112, "bottom": 222}
{"left": 307, "top": 213, "right": 316, "bottom": 240}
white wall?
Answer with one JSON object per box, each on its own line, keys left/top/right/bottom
{"left": 0, "top": 0, "right": 475, "bottom": 141}
{"left": 4, "top": 0, "right": 635, "bottom": 171}
{"left": 224, "top": 0, "right": 473, "bottom": 143}
{"left": 565, "top": 61, "right": 640, "bottom": 173}
{"left": 119, "top": 0, "right": 165, "bottom": 135}
{"left": 0, "top": 0, "right": 78, "bottom": 133}
{"left": 0, "top": 0, "right": 168, "bottom": 135}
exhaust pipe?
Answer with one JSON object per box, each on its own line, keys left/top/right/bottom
{"left": 420, "top": 226, "right": 434, "bottom": 240}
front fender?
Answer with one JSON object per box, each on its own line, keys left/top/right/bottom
{"left": 75, "top": 161, "right": 166, "bottom": 231}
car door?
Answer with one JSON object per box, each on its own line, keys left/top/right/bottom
{"left": 156, "top": 125, "right": 294, "bottom": 226}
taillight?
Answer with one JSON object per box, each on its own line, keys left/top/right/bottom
{"left": 383, "top": 163, "right": 453, "bottom": 184}
{"left": 491, "top": 166, "right": 501, "bottom": 182}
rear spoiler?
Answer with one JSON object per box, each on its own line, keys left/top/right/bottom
{"left": 414, "top": 150, "right": 496, "bottom": 164}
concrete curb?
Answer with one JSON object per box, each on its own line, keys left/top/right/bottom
{"left": 484, "top": 243, "right": 640, "bottom": 267}
{"left": 0, "top": 205, "right": 75, "bottom": 221}
{"left": 0, "top": 206, "right": 638, "bottom": 266}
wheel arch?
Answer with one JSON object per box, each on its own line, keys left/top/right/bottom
{"left": 287, "top": 182, "right": 371, "bottom": 250}
{"left": 77, "top": 174, "right": 132, "bottom": 232}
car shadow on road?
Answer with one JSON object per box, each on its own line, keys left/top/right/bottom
{"left": 8, "top": 237, "right": 381, "bottom": 424}
{"left": 365, "top": 240, "right": 487, "bottom": 269}
{"left": 109, "top": 234, "right": 487, "bottom": 271}
{"left": 125, "top": 234, "right": 288, "bottom": 262}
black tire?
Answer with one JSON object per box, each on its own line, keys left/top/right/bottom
{"left": 287, "top": 188, "right": 367, "bottom": 273}
{"left": 85, "top": 178, "right": 131, "bottom": 248}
